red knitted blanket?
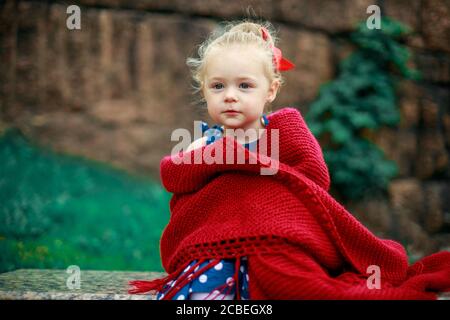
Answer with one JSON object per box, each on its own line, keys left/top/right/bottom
{"left": 130, "top": 107, "right": 450, "bottom": 299}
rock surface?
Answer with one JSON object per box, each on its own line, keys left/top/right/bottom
{"left": 0, "top": 269, "right": 162, "bottom": 300}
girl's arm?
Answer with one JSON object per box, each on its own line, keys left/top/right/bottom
{"left": 185, "top": 136, "right": 208, "bottom": 153}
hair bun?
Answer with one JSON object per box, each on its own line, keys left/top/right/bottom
{"left": 229, "top": 22, "right": 275, "bottom": 46}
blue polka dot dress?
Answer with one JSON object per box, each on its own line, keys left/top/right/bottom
{"left": 157, "top": 122, "right": 258, "bottom": 300}
{"left": 157, "top": 258, "right": 250, "bottom": 300}
{"left": 200, "top": 121, "right": 259, "bottom": 152}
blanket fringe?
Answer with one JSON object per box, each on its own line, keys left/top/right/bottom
{"left": 129, "top": 257, "right": 246, "bottom": 298}
{"left": 128, "top": 260, "right": 192, "bottom": 294}
{"left": 234, "top": 258, "right": 241, "bottom": 300}
{"left": 162, "top": 258, "right": 220, "bottom": 300}
{"left": 128, "top": 278, "right": 169, "bottom": 294}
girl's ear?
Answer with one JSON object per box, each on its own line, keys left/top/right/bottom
{"left": 267, "top": 80, "right": 281, "bottom": 103}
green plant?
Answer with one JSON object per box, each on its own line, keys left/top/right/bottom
{"left": 306, "top": 17, "right": 420, "bottom": 200}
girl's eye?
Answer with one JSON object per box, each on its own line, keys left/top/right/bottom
{"left": 212, "top": 83, "right": 224, "bottom": 90}
{"left": 239, "top": 83, "right": 251, "bottom": 89}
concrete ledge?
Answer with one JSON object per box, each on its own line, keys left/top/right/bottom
{"left": 0, "top": 269, "right": 164, "bottom": 300}
{"left": 1, "top": 269, "right": 449, "bottom": 300}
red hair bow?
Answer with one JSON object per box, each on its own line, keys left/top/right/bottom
{"left": 261, "top": 27, "right": 295, "bottom": 72}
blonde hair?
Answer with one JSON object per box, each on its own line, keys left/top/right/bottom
{"left": 186, "top": 20, "right": 285, "bottom": 111}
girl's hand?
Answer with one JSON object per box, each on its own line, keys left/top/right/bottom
{"left": 185, "top": 136, "right": 208, "bottom": 153}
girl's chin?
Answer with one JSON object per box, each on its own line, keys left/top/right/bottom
{"left": 223, "top": 122, "right": 242, "bottom": 128}
{"left": 223, "top": 118, "right": 264, "bottom": 129}
{"left": 221, "top": 118, "right": 243, "bottom": 128}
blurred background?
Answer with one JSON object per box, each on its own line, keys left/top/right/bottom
{"left": 0, "top": 0, "right": 449, "bottom": 274}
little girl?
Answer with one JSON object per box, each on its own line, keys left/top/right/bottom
{"left": 167, "top": 20, "right": 293, "bottom": 300}
{"left": 130, "top": 20, "right": 450, "bottom": 300}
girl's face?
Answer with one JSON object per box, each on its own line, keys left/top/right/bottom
{"left": 202, "top": 45, "right": 280, "bottom": 132}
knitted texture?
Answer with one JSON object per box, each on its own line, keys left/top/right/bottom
{"left": 131, "top": 107, "right": 450, "bottom": 299}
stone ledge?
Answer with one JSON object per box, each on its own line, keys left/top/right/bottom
{"left": 1, "top": 269, "right": 449, "bottom": 300}
{"left": 0, "top": 269, "right": 164, "bottom": 300}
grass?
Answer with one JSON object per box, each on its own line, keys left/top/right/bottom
{"left": 0, "top": 128, "right": 171, "bottom": 273}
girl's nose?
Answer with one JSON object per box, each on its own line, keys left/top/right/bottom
{"left": 224, "top": 88, "right": 238, "bottom": 102}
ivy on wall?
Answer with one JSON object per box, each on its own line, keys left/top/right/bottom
{"left": 306, "top": 17, "right": 420, "bottom": 200}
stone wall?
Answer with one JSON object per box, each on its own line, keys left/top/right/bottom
{"left": 1, "top": 0, "right": 449, "bottom": 258}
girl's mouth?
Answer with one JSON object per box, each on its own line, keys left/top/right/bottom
{"left": 224, "top": 110, "right": 241, "bottom": 115}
